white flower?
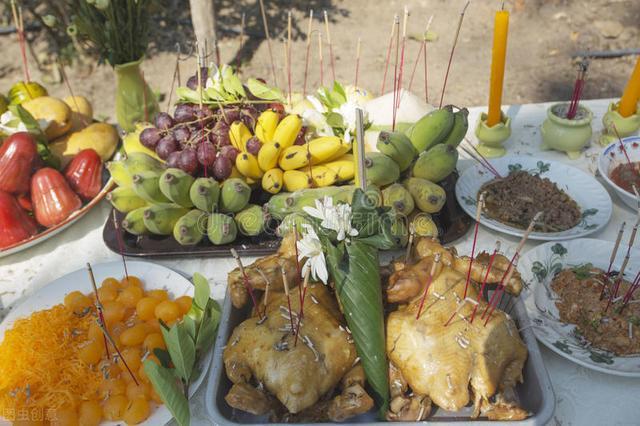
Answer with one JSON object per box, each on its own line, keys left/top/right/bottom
{"left": 303, "top": 196, "right": 358, "bottom": 242}
{"left": 0, "top": 110, "right": 48, "bottom": 136}
{"left": 297, "top": 224, "right": 328, "bottom": 284}
{"left": 306, "top": 95, "right": 327, "bottom": 113}
{"left": 335, "top": 100, "right": 369, "bottom": 143}
{"left": 301, "top": 109, "right": 334, "bottom": 137}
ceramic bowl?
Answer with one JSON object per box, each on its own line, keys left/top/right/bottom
{"left": 597, "top": 135, "right": 640, "bottom": 210}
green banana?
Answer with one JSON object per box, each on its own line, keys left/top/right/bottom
{"left": 132, "top": 170, "right": 171, "bottom": 204}
{"left": 403, "top": 177, "right": 446, "bottom": 213}
{"left": 376, "top": 131, "right": 417, "bottom": 172}
{"left": 412, "top": 144, "right": 458, "bottom": 183}
{"left": 142, "top": 204, "right": 190, "bottom": 235}
{"left": 106, "top": 187, "right": 147, "bottom": 213}
{"left": 159, "top": 168, "right": 195, "bottom": 207}
{"left": 106, "top": 152, "right": 165, "bottom": 188}
{"left": 234, "top": 204, "right": 266, "bottom": 236}
{"left": 410, "top": 212, "right": 439, "bottom": 238}
{"left": 364, "top": 152, "right": 400, "bottom": 187}
{"left": 382, "top": 183, "right": 415, "bottom": 216}
{"left": 189, "top": 177, "right": 220, "bottom": 213}
{"left": 266, "top": 186, "right": 356, "bottom": 220}
{"left": 220, "top": 178, "right": 251, "bottom": 213}
{"left": 173, "top": 209, "right": 207, "bottom": 246}
{"left": 208, "top": 213, "right": 238, "bottom": 245}
{"left": 277, "top": 213, "right": 313, "bottom": 237}
{"left": 405, "top": 105, "right": 454, "bottom": 153}
{"left": 121, "top": 207, "right": 148, "bottom": 235}
{"left": 441, "top": 107, "right": 469, "bottom": 147}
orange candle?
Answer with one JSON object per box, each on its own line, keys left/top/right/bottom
{"left": 487, "top": 10, "right": 510, "bottom": 127}
{"left": 618, "top": 56, "right": 640, "bottom": 117}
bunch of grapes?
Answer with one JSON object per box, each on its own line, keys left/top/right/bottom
{"left": 139, "top": 69, "right": 263, "bottom": 180}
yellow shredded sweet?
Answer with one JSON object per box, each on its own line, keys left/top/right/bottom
{"left": 0, "top": 304, "right": 102, "bottom": 415}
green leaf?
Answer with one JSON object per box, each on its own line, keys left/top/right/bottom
{"left": 182, "top": 315, "right": 197, "bottom": 341}
{"left": 326, "top": 240, "right": 389, "bottom": 417}
{"left": 246, "top": 79, "right": 284, "bottom": 101}
{"left": 223, "top": 73, "right": 246, "bottom": 98}
{"left": 193, "top": 273, "right": 211, "bottom": 310}
{"left": 153, "top": 348, "right": 173, "bottom": 369}
{"left": 176, "top": 87, "right": 203, "bottom": 104}
{"left": 164, "top": 323, "right": 196, "bottom": 383}
{"left": 144, "top": 361, "right": 190, "bottom": 426}
{"left": 195, "top": 299, "right": 221, "bottom": 353}
{"left": 204, "top": 87, "right": 226, "bottom": 102}
{"left": 325, "top": 112, "right": 344, "bottom": 129}
{"left": 332, "top": 81, "right": 347, "bottom": 103}
{"left": 8, "top": 105, "right": 58, "bottom": 168}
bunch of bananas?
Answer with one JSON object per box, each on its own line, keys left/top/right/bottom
{"left": 230, "top": 110, "right": 354, "bottom": 193}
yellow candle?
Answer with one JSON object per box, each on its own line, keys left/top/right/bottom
{"left": 618, "top": 56, "right": 640, "bottom": 117}
{"left": 487, "top": 10, "right": 509, "bottom": 127}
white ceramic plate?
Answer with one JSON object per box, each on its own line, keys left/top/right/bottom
{"left": 597, "top": 135, "right": 640, "bottom": 211}
{"left": 0, "top": 260, "right": 212, "bottom": 425}
{"left": 456, "top": 156, "right": 612, "bottom": 241}
{"left": 520, "top": 238, "right": 640, "bottom": 377}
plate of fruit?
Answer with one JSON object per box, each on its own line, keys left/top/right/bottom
{"left": 0, "top": 260, "right": 219, "bottom": 425}
{"left": 0, "top": 81, "right": 120, "bottom": 258}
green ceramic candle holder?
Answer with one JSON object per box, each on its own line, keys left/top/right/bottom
{"left": 599, "top": 101, "right": 640, "bottom": 146}
{"left": 474, "top": 111, "right": 511, "bottom": 158}
{"left": 540, "top": 102, "right": 593, "bottom": 160}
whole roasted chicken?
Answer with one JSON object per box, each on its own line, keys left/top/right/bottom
{"left": 223, "top": 237, "right": 373, "bottom": 422}
{"left": 385, "top": 238, "right": 529, "bottom": 421}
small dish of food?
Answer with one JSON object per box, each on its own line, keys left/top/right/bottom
{"left": 520, "top": 238, "right": 640, "bottom": 377}
{"left": 597, "top": 135, "right": 640, "bottom": 210}
{"left": 456, "top": 156, "right": 612, "bottom": 241}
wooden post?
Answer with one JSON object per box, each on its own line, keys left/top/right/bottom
{"left": 189, "top": 0, "right": 219, "bottom": 63}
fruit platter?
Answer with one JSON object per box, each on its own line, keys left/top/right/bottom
{"left": 104, "top": 65, "right": 472, "bottom": 257}
{"left": 0, "top": 81, "right": 120, "bottom": 257}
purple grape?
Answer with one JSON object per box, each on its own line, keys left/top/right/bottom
{"left": 173, "top": 125, "right": 191, "bottom": 144}
{"left": 193, "top": 105, "right": 213, "bottom": 120}
{"left": 178, "top": 148, "right": 199, "bottom": 175}
{"left": 294, "top": 126, "right": 308, "bottom": 146}
{"left": 166, "top": 151, "right": 181, "bottom": 168}
{"left": 196, "top": 142, "right": 217, "bottom": 167}
{"left": 212, "top": 156, "right": 232, "bottom": 180}
{"left": 155, "top": 112, "right": 174, "bottom": 131}
{"left": 222, "top": 108, "right": 241, "bottom": 124}
{"left": 155, "top": 134, "right": 178, "bottom": 160}
{"left": 174, "top": 103, "right": 196, "bottom": 123}
{"left": 186, "top": 67, "right": 208, "bottom": 90}
{"left": 219, "top": 145, "right": 239, "bottom": 162}
{"left": 140, "top": 127, "right": 161, "bottom": 149}
{"left": 245, "top": 137, "right": 262, "bottom": 155}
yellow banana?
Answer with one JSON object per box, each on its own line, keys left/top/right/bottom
{"left": 279, "top": 145, "right": 311, "bottom": 170}
{"left": 255, "top": 110, "right": 280, "bottom": 143}
{"left": 257, "top": 141, "right": 282, "bottom": 172}
{"left": 323, "top": 154, "right": 356, "bottom": 182}
{"left": 235, "top": 152, "right": 264, "bottom": 179}
{"left": 229, "top": 121, "right": 252, "bottom": 151}
{"left": 272, "top": 114, "right": 302, "bottom": 148}
{"left": 283, "top": 170, "right": 312, "bottom": 192}
{"left": 262, "top": 168, "right": 284, "bottom": 194}
{"left": 303, "top": 165, "right": 339, "bottom": 187}
{"left": 308, "top": 136, "right": 351, "bottom": 164}
{"left": 229, "top": 166, "right": 243, "bottom": 179}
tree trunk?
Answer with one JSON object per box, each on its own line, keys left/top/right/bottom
{"left": 189, "top": 0, "right": 219, "bottom": 61}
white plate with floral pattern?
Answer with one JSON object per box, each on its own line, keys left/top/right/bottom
{"left": 520, "top": 238, "right": 640, "bottom": 377}
{"left": 456, "top": 156, "right": 612, "bottom": 241}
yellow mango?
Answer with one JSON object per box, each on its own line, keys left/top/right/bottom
{"left": 64, "top": 95, "right": 93, "bottom": 131}
{"left": 49, "top": 122, "right": 119, "bottom": 167}
{"left": 22, "top": 96, "right": 72, "bottom": 140}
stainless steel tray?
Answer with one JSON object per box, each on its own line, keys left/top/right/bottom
{"left": 206, "top": 288, "right": 555, "bottom": 425}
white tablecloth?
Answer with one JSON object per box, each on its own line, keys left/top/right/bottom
{"left": 1, "top": 98, "right": 639, "bottom": 425}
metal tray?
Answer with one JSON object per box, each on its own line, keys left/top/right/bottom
{"left": 103, "top": 173, "right": 472, "bottom": 258}
{"left": 205, "top": 288, "right": 555, "bottom": 425}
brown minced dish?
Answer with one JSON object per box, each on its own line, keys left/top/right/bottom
{"left": 552, "top": 266, "right": 640, "bottom": 356}
{"left": 480, "top": 171, "right": 581, "bottom": 232}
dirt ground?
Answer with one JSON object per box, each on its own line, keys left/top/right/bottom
{"left": 0, "top": 0, "right": 639, "bottom": 121}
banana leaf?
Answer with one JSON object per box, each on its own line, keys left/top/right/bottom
{"left": 326, "top": 239, "right": 389, "bottom": 417}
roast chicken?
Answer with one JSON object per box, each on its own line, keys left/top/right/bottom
{"left": 223, "top": 249, "right": 373, "bottom": 421}
{"left": 386, "top": 238, "right": 529, "bottom": 421}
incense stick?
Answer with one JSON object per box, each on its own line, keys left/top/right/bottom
{"left": 395, "top": 6, "right": 410, "bottom": 114}
{"left": 408, "top": 16, "right": 433, "bottom": 94}
{"left": 600, "top": 221, "right": 626, "bottom": 299}
{"left": 95, "top": 318, "right": 139, "bottom": 385}
{"left": 58, "top": 60, "right": 89, "bottom": 128}
{"left": 416, "top": 253, "right": 442, "bottom": 319}
{"left": 381, "top": 16, "right": 398, "bottom": 95}
{"left": 462, "top": 139, "right": 503, "bottom": 178}
{"left": 303, "top": 10, "right": 314, "bottom": 97}
{"left": 323, "top": 10, "right": 336, "bottom": 82}
{"left": 294, "top": 264, "right": 312, "bottom": 345}
{"left": 483, "top": 259, "right": 518, "bottom": 325}
{"left": 287, "top": 10, "right": 293, "bottom": 106}
{"left": 166, "top": 46, "right": 182, "bottom": 112}
{"left": 405, "top": 224, "right": 416, "bottom": 265}
{"left": 354, "top": 37, "right": 362, "bottom": 87}
{"left": 237, "top": 12, "right": 246, "bottom": 71}
{"left": 439, "top": 1, "right": 470, "bottom": 108}
{"left": 463, "top": 194, "right": 485, "bottom": 299}
{"left": 196, "top": 53, "right": 207, "bottom": 178}
{"left": 258, "top": 0, "right": 278, "bottom": 85}
{"left": 231, "top": 248, "right": 264, "bottom": 320}
{"left": 281, "top": 267, "right": 296, "bottom": 335}
{"left": 318, "top": 32, "right": 324, "bottom": 87}
{"left": 10, "top": 1, "right": 29, "bottom": 83}
{"left": 86, "top": 263, "right": 110, "bottom": 360}
{"left": 112, "top": 210, "right": 129, "bottom": 280}
{"left": 391, "top": 16, "right": 401, "bottom": 131}
{"left": 469, "top": 241, "right": 501, "bottom": 324}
